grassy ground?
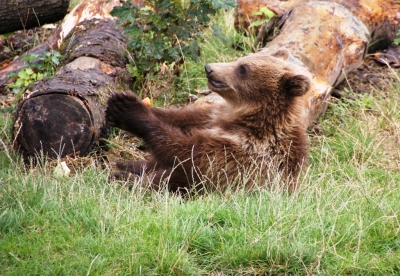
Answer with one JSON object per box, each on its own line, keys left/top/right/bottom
{"left": 1, "top": 10, "right": 400, "bottom": 275}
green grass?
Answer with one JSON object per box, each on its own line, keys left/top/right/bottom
{"left": 69, "top": 0, "right": 82, "bottom": 9}
{"left": 1, "top": 10, "right": 400, "bottom": 275}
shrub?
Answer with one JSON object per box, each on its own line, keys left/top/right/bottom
{"left": 111, "top": 0, "right": 235, "bottom": 85}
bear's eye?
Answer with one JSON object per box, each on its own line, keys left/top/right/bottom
{"left": 238, "top": 65, "right": 247, "bottom": 75}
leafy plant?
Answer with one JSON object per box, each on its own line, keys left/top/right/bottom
{"left": 393, "top": 29, "right": 400, "bottom": 45}
{"left": 6, "top": 67, "right": 43, "bottom": 97}
{"left": 6, "top": 50, "right": 63, "bottom": 98}
{"left": 111, "top": 0, "right": 235, "bottom": 86}
{"left": 248, "top": 7, "right": 275, "bottom": 29}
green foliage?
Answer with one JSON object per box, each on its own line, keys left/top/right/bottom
{"left": 6, "top": 67, "right": 42, "bottom": 97}
{"left": 393, "top": 29, "right": 400, "bottom": 45}
{"left": 248, "top": 6, "right": 275, "bottom": 29}
{"left": 69, "top": 0, "right": 82, "bottom": 9}
{"left": 111, "top": 0, "right": 235, "bottom": 84}
{"left": 6, "top": 51, "right": 63, "bottom": 98}
{"left": 326, "top": 88, "right": 374, "bottom": 119}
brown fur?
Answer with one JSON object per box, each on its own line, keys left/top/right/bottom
{"left": 106, "top": 52, "right": 311, "bottom": 193}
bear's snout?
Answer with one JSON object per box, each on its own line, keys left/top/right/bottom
{"left": 204, "top": 64, "right": 213, "bottom": 77}
{"left": 205, "top": 64, "right": 230, "bottom": 90}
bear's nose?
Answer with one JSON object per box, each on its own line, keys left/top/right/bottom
{"left": 204, "top": 64, "right": 213, "bottom": 77}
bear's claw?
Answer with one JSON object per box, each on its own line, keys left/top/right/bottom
{"left": 105, "top": 91, "right": 151, "bottom": 136}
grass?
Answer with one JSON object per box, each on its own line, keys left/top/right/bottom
{"left": 1, "top": 9, "right": 400, "bottom": 275}
{"left": 69, "top": 0, "right": 83, "bottom": 9}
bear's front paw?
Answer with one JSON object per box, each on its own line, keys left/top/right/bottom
{"left": 106, "top": 92, "right": 149, "bottom": 131}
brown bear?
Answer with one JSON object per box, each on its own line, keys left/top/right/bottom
{"left": 106, "top": 50, "right": 311, "bottom": 193}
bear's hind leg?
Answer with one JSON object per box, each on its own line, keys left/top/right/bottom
{"left": 111, "top": 160, "right": 148, "bottom": 175}
{"left": 109, "top": 160, "right": 148, "bottom": 183}
{"left": 149, "top": 166, "right": 203, "bottom": 195}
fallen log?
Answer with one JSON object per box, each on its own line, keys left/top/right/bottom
{"left": 12, "top": 19, "right": 132, "bottom": 161}
{"left": 235, "top": 0, "right": 400, "bottom": 51}
{"left": 233, "top": 0, "right": 400, "bottom": 126}
{"left": 0, "top": 0, "right": 70, "bottom": 34}
{"left": 0, "top": 0, "right": 121, "bottom": 90}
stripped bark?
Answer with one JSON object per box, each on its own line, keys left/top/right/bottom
{"left": 233, "top": 0, "right": 400, "bottom": 126}
{"left": 12, "top": 19, "right": 132, "bottom": 161}
{"left": 0, "top": 0, "right": 121, "bottom": 89}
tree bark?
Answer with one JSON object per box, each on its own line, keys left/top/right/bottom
{"left": 233, "top": 0, "right": 400, "bottom": 126}
{"left": 12, "top": 19, "right": 132, "bottom": 161}
{"left": 235, "top": 0, "right": 400, "bottom": 51}
{"left": 0, "top": 0, "right": 121, "bottom": 90}
{"left": 0, "top": 0, "right": 70, "bottom": 34}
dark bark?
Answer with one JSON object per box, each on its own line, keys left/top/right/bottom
{"left": 0, "top": 0, "right": 120, "bottom": 90}
{"left": 13, "top": 19, "right": 132, "bottom": 161}
{"left": 0, "top": 0, "right": 70, "bottom": 34}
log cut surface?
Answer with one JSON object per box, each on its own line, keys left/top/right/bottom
{"left": 13, "top": 19, "right": 132, "bottom": 161}
{"left": 14, "top": 93, "right": 94, "bottom": 158}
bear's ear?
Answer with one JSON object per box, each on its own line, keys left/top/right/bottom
{"left": 271, "top": 49, "right": 290, "bottom": 60}
{"left": 281, "top": 73, "right": 311, "bottom": 97}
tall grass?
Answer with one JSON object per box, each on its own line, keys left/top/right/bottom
{"left": 1, "top": 10, "right": 400, "bottom": 275}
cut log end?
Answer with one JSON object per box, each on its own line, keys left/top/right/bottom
{"left": 13, "top": 93, "right": 96, "bottom": 160}
{"left": 10, "top": 17, "right": 129, "bottom": 163}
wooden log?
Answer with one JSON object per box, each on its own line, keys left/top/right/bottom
{"left": 12, "top": 19, "right": 132, "bottom": 161}
{"left": 0, "top": 0, "right": 121, "bottom": 90}
{"left": 233, "top": 0, "right": 400, "bottom": 126}
{"left": 0, "top": 0, "right": 70, "bottom": 34}
{"left": 246, "top": 0, "right": 400, "bottom": 52}
{"left": 235, "top": 0, "right": 400, "bottom": 51}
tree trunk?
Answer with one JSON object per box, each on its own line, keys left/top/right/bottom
{"left": 12, "top": 19, "right": 132, "bottom": 161}
{"left": 0, "top": 0, "right": 121, "bottom": 90}
{"left": 233, "top": 0, "right": 400, "bottom": 126}
{"left": 0, "top": 0, "right": 70, "bottom": 34}
{"left": 235, "top": 0, "right": 400, "bottom": 51}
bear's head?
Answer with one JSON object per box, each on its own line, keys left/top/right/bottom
{"left": 204, "top": 51, "right": 311, "bottom": 111}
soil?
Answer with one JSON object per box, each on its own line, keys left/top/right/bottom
{"left": 334, "top": 46, "right": 400, "bottom": 98}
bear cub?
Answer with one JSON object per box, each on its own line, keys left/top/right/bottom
{"left": 106, "top": 51, "right": 311, "bottom": 193}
